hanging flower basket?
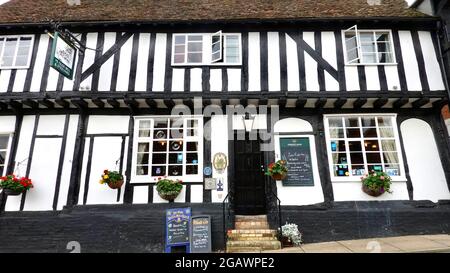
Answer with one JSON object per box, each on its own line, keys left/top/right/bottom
{"left": 108, "top": 180, "right": 124, "bottom": 189}
{"left": 99, "top": 170, "right": 124, "bottom": 190}
{"left": 0, "top": 174, "right": 33, "bottom": 196}
{"left": 265, "top": 160, "right": 288, "bottom": 181}
{"left": 361, "top": 171, "right": 393, "bottom": 197}
{"left": 155, "top": 177, "right": 183, "bottom": 201}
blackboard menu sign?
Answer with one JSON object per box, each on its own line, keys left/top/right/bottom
{"left": 280, "top": 137, "right": 314, "bottom": 186}
{"left": 190, "top": 215, "right": 212, "bottom": 253}
{"left": 165, "top": 207, "right": 191, "bottom": 249}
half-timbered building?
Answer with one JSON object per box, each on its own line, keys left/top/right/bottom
{"left": 0, "top": 0, "right": 450, "bottom": 252}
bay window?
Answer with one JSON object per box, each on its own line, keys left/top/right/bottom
{"left": 132, "top": 116, "right": 203, "bottom": 182}
{"left": 324, "top": 114, "right": 405, "bottom": 181}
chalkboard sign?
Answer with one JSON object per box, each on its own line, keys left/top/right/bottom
{"left": 190, "top": 215, "right": 212, "bottom": 253}
{"left": 165, "top": 207, "right": 191, "bottom": 252}
{"left": 280, "top": 137, "right": 314, "bottom": 186}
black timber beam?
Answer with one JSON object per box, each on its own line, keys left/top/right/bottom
{"left": 393, "top": 97, "right": 409, "bottom": 108}
{"left": 433, "top": 98, "right": 449, "bottom": 109}
{"left": 71, "top": 99, "right": 88, "bottom": 109}
{"left": 315, "top": 98, "right": 327, "bottom": 109}
{"left": 22, "top": 99, "right": 39, "bottom": 109}
{"left": 55, "top": 99, "right": 70, "bottom": 108}
{"left": 412, "top": 97, "right": 430, "bottom": 108}
{"left": 92, "top": 98, "right": 105, "bottom": 108}
{"left": 353, "top": 98, "right": 367, "bottom": 109}
{"left": 145, "top": 99, "right": 157, "bottom": 108}
{"left": 373, "top": 97, "right": 389, "bottom": 109}
{"left": 296, "top": 98, "right": 307, "bottom": 109}
{"left": 164, "top": 99, "right": 175, "bottom": 109}
{"left": 334, "top": 98, "right": 347, "bottom": 109}
{"left": 124, "top": 99, "right": 139, "bottom": 113}
{"left": 107, "top": 99, "right": 121, "bottom": 108}
{"left": 39, "top": 99, "right": 55, "bottom": 109}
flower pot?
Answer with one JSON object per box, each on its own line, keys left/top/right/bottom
{"left": 158, "top": 191, "right": 181, "bottom": 201}
{"left": 2, "top": 188, "right": 23, "bottom": 196}
{"left": 108, "top": 180, "right": 124, "bottom": 189}
{"left": 271, "top": 173, "right": 287, "bottom": 180}
{"left": 362, "top": 184, "right": 384, "bottom": 197}
{"left": 281, "top": 236, "right": 293, "bottom": 247}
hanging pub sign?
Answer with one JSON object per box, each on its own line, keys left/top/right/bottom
{"left": 49, "top": 32, "right": 77, "bottom": 80}
{"left": 279, "top": 137, "right": 314, "bottom": 186}
{"left": 165, "top": 207, "right": 191, "bottom": 253}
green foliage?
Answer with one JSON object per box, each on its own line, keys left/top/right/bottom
{"left": 0, "top": 174, "right": 33, "bottom": 193}
{"left": 156, "top": 177, "right": 183, "bottom": 194}
{"left": 100, "top": 169, "right": 123, "bottom": 185}
{"left": 265, "top": 160, "right": 288, "bottom": 176}
{"left": 281, "top": 223, "right": 303, "bottom": 246}
{"left": 361, "top": 171, "right": 393, "bottom": 193}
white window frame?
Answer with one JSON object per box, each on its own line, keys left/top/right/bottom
{"left": 342, "top": 28, "right": 397, "bottom": 66}
{"left": 0, "top": 35, "right": 34, "bottom": 69}
{"left": 131, "top": 115, "right": 204, "bottom": 183}
{"left": 0, "top": 133, "right": 13, "bottom": 176}
{"left": 211, "top": 31, "right": 223, "bottom": 63}
{"left": 323, "top": 114, "right": 406, "bottom": 182}
{"left": 172, "top": 33, "right": 242, "bottom": 66}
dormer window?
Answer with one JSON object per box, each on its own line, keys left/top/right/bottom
{"left": 172, "top": 32, "right": 241, "bottom": 66}
{"left": 343, "top": 26, "right": 396, "bottom": 65}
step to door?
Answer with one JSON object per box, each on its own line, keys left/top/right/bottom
{"left": 235, "top": 221, "right": 270, "bottom": 230}
{"left": 235, "top": 215, "right": 268, "bottom": 222}
{"left": 227, "top": 240, "right": 282, "bottom": 251}
{"left": 227, "top": 232, "right": 278, "bottom": 240}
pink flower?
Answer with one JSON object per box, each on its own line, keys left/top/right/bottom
{"left": 380, "top": 176, "right": 385, "bottom": 180}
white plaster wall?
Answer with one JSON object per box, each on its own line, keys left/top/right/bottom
{"left": 87, "top": 115, "right": 129, "bottom": 134}
{"left": 0, "top": 116, "right": 16, "bottom": 133}
{"left": 211, "top": 115, "right": 229, "bottom": 203}
{"left": 5, "top": 116, "right": 35, "bottom": 211}
{"left": 36, "top": 115, "right": 66, "bottom": 135}
{"left": 333, "top": 182, "right": 409, "bottom": 201}
{"left": 191, "top": 185, "right": 203, "bottom": 203}
{"left": 401, "top": 118, "right": 450, "bottom": 202}
{"left": 23, "top": 138, "right": 62, "bottom": 211}
{"left": 133, "top": 185, "right": 149, "bottom": 204}
{"left": 273, "top": 118, "right": 324, "bottom": 205}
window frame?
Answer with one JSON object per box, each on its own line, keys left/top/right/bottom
{"left": 0, "top": 35, "right": 35, "bottom": 70}
{"left": 0, "top": 133, "right": 12, "bottom": 176}
{"left": 323, "top": 114, "right": 406, "bottom": 182}
{"left": 131, "top": 115, "right": 204, "bottom": 183}
{"left": 171, "top": 33, "right": 242, "bottom": 66}
{"left": 342, "top": 28, "right": 397, "bottom": 66}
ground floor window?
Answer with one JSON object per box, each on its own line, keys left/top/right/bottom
{"left": 132, "top": 116, "right": 203, "bottom": 182}
{"left": 324, "top": 114, "right": 405, "bottom": 181}
{"left": 0, "top": 134, "right": 11, "bottom": 176}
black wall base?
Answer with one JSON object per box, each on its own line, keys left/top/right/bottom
{"left": 0, "top": 203, "right": 224, "bottom": 253}
{"left": 282, "top": 200, "right": 450, "bottom": 243}
{"left": 1, "top": 201, "right": 450, "bottom": 252}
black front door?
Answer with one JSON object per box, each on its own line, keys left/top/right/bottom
{"left": 233, "top": 137, "right": 266, "bottom": 215}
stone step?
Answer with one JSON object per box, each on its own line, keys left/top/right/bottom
{"left": 227, "top": 240, "right": 282, "bottom": 250}
{"left": 226, "top": 246, "right": 262, "bottom": 253}
{"left": 228, "top": 233, "right": 277, "bottom": 239}
{"left": 235, "top": 215, "right": 268, "bottom": 222}
{"left": 235, "top": 221, "right": 270, "bottom": 230}
{"left": 228, "top": 236, "right": 279, "bottom": 241}
{"left": 229, "top": 229, "right": 278, "bottom": 235}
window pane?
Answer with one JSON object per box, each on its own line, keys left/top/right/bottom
{"left": 137, "top": 153, "right": 149, "bottom": 165}
{"left": 348, "top": 141, "right": 362, "bottom": 152}
{"left": 381, "top": 140, "right": 397, "bottom": 151}
{"left": 362, "top": 53, "right": 377, "bottom": 63}
{"left": 174, "top": 54, "right": 185, "bottom": 63}
{"left": 332, "top": 153, "right": 348, "bottom": 164}
{"left": 360, "top": 33, "right": 374, "bottom": 43}
{"left": 328, "top": 118, "right": 343, "bottom": 128}
{"left": 169, "top": 141, "right": 183, "bottom": 152}
{"left": 361, "top": 43, "right": 375, "bottom": 53}
{"left": 174, "top": 35, "right": 186, "bottom": 44}
{"left": 139, "top": 120, "right": 151, "bottom": 129}
{"left": 151, "top": 166, "right": 166, "bottom": 176}
{"left": 153, "top": 141, "right": 167, "bottom": 152}
{"left": 3, "top": 38, "right": 17, "bottom": 56}
{"left": 385, "top": 164, "right": 400, "bottom": 176}
{"left": 174, "top": 45, "right": 185, "bottom": 54}
{"left": 0, "top": 136, "right": 9, "bottom": 149}
{"left": 188, "top": 42, "right": 202, "bottom": 52}
{"left": 377, "top": 117, "right": 393, "bottom": 127}
{"left": 212, "top": 52, "right": 221, "bottom": 61}
{"left": 329, "top": 128, "right": 344, "bottom": 138}
{"left": 346, "top": 128, "right": 361, "bottom": 138}
{"left": 226, "top": 55, "right": 239, "bottom": 63}
{"left": 368, "top": 165, "right": 383, "bottom": 172}
{"left": 345, "top": 35, "right": 358, "bottom": 51}
{"left": 366, "top": 153, "right": 381, "bottom": 164}
{"left": 139, "top": 129, "right": 151, "bottom": 137}
{"left": 186, "top": 153, "right": 198, "bottom": 164}
{"left": 1, "top": 56, "right": 13, "bottom": 67}
{"left": 379, "top": 127, "right": 395, "bottom": 138}
{"left": 350, "top": 153, "right": 364, "bottom": 164}
{"left": 362, "top": 128, "right": 378, "bottom": 138}
{"left": 154, "top": 129, "right": 167, "bottom": 139}
{"left": 212, "top": 42, "right": 221, "bottom": 53}
{"left": 0, "top": 151, "right": 5, "bottom": 164}
{"left": 188, "top": 35, "right": 202, "bottom": 42}
{"left": 152, "top": 153, "right": 167, "bottom": 164}
{"left": 187, "top": 142, "right": 198, "bottom": 151}
{"left": 361, "top": 117, "right": 376, "bottom": 127}
{"left": 330, "top": 140, "right": 346, "bottom": 152}
{"left": 137, "top": 143, "right": 149, "bottom": 153}
{"left": 375, "top": 33, "right": 389, "bottom": 43}
{"left": 351, "top": 165, "right": 366, "bottom": 176}
{"left": 378, "top": 53, "right": 393, "bottom": 63}
{"left": 347, "top": 48, "right": 359, "bottom": 63}
{"left": 154, "top": 119, "right": 168, "bottom": 128}
{"left": 136, "top": 165, "right": 149, "bottom": 176}
{"left": 383, "top": 152, "right": 399, "bottom": 164}
{"left": 187, "top": 53, "right": 202, "bottom": 63}
{"left": 334, "top": 165, "right": 349, "bottom": 176}
{"left": 364, "top": 140, "right": 380, "bottom": 151}
{"left": 344, "top": 117, "right": 359, "bottom": 127}
{"left": 169, "top": 153, "right": 183, "bottom": 164}
{"left": 186, "top": 165, "right": 198, "bottom": 175}
{"left": 376, "top": 41, "right": 391, "bottom": 53}
{"left": 168, "top": 165, "right": 182, "bottom": 176}
{"left": 170, "top": 129, "right": 183, "bottom": 139}
{"left": 187, "top": 119, "right": 199, "bottom": 128}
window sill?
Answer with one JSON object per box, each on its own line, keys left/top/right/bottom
{"left": 344, "top": 63, "right": 398, "bottom": 67}
{"left": 331, "top": 178, "right": 407, "bottom": 183}
{"left": 0, "top": 67, "right": 30, "bottom": 70}
{"left": 171, "top": 63, "right": 242, "bottom": 67}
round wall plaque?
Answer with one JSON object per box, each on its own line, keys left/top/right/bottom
{"left": 213, "top": 153, "right": 228, "bottom": 173}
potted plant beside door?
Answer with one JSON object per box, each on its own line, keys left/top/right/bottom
{"left": 265, "top": 160, "right": 288, "bottom": 180}
{"left": 0, "top": 174, "right": 33, "bottom": 196}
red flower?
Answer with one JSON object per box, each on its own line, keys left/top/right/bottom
{"left": 268, "top": 163, "right": 275, "bottom": 168}
{"left": 104, "top": 169, "right": 109, "bottom": 174}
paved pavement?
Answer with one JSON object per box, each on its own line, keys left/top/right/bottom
{"left": 261, "top": 234, "right": 450, "bottom": 253}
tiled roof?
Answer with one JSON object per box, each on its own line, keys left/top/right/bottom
{"left": 0, "top": 0, "right": 428, "bottom": 24}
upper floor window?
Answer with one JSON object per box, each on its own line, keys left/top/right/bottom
{"left": 343, "top": 26, "right": 396, "bottom": 65}
{"left": 132, "top": 116, "right": 203, "bottom": 183}
{"left": 324, "top": 114, "right": 406, "bottom": 182}
{"left": 0, "top": 35, "right": 34, "bottom": 69}
{"left": 0, "top": 134, "right": 12, "bottom": 176}
{"left": 172, "top": 32, "right": 241, "bottom": 66}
